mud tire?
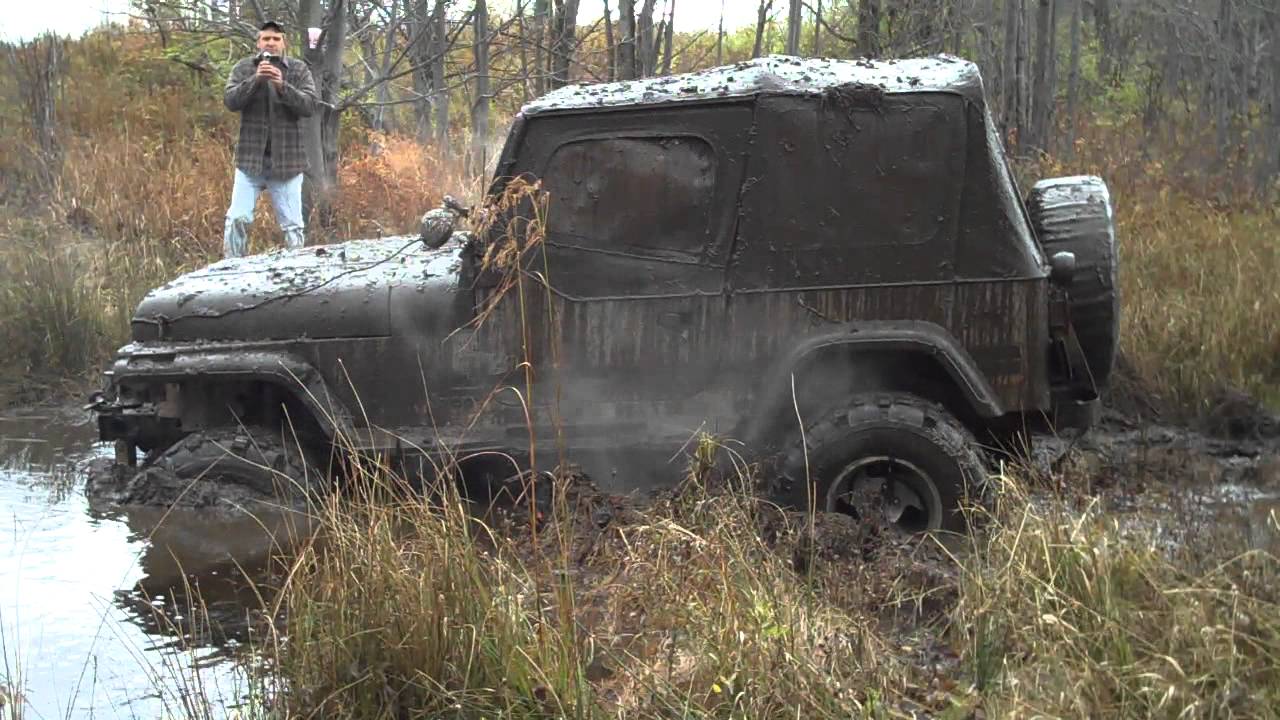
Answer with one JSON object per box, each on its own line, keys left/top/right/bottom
{"left": 1026, "top": 175, "right": 1119, "bottom": 391}
{"left": 772, "top": 393, "right": 986, "bottom": 534}
{"left": 133, "top": 427, "right": 322, "bottom": 511}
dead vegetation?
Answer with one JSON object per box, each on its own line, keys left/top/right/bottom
{"left": 236, "top": 430, "right": 1279, "bottom": 719}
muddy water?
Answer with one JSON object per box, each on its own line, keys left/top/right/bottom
{"left": 0, "top": 407, "right": 284, "bottom": 718}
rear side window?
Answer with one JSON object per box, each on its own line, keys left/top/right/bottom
{"left": 818, "top": 98, "right": 961, "bottom": 247}
{"left": 731, "top": 93, "right": 966, "bottom": 287}
{"left": 543, "top": 136, "right": 716, "bottom": 262}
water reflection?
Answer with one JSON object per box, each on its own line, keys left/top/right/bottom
{"left": 0, "top": 407, "right": 296, "bottom": 718}
{"left": 107, "top": 503, "right": 312, "bottom": 650}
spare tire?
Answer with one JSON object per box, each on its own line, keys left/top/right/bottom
{"left": 1026, "top": 175, "right": 1119, "bottom": 392}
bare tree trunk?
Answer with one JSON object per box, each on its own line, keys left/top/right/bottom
{"left": 300, "top": 0, "right": 347, "bottom": 225}
{"left": 660, "top": 0, "right": 675, "bottom": 74}
{"left": 386, "top": 2, "right": 404, "bottom": 133}
{"left": 1001, "top": 0, "right": 1020, "bottom": 142}
{"left": 618, "top": 0, "right": 637, "bottom": 79}
{"left": 551, "top": 0, "right": 582, "bottom": 88}
{"left": 1029, "top": 0, "right": 1055, "bottom": 155}
{"left": 471, "top": 0, "right": 490, "bottom": 174}
{"left": 907, "top": 0, "right": 939, "bottom": 53}
{"left": 533, "top": 0, "right": 549, "bottom": 95}
{"left": 1019, "top": 0, "right": 1032, "bottom": 139}
{"left": 432, "top": 0, "right": 450, "bottom": 153}
{"left": 1045, "top": 0, "right": 1059, "bottom": 140}
{"left": 716, "top": 0, "right": 725, "bottom": 65}
{"left": 1256, "top": 4, "right": 1280, "bottom": 197}
{"left": 517, "top": 6, "right": 532, "bottom": 102}
{"left": 813, "top": 0, "right": 822, "bottom": 56}
{"left": 948, "top": 0, "right": 963, "bottom": 54}
{"left": 1227, "top": 1, "right": 1248, "bottom": 160}
{"left": 367, "top": 3, "right": 401, "bottom": 134}
{"left": 6, "top": 33, "right": 64, "bottom": 187}
{"left": 858, "top": 0, "right": 880, "bottom": 58}
{"left": 144, "top": 4, "right": 170, "bottom": 48}
{"left": 786, "top": 0, "right": 802, "bottom": 54}
{"left": 1094, "top": 0, "right": 1113, "bottom": 84}
{"left": 604, "top": 0, "right": 616, "bottom": 80}
{"left": 638, "top": 0, "right": 657, "bottom": 76}
{"left": 1065, "top": 0, "right": 1082, "bottom": 156}
{"left": 753, "top": 0, "right": 773, "bottom": 58}
{"left": 1215, "top": 0, "right": 1234, "bottom": 156}
{"left": 411, "top": 0, "right": 435, "bottom": 143}
{"left": 974, "top": 0, "right": 997, "bottom": 79}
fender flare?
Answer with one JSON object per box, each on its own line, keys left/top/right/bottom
{"left": 108, "top": 346, "right": 356, "bottom": 440}
{"left": 740, "top": 321, "right": 1005, "bottom": 446}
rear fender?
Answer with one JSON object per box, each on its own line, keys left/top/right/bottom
{"left": 740, "top": 321, "right": 1004, "bottom": 447}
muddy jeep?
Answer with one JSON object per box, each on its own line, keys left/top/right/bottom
{"left": 89, "top": 55, "right": 1117, "bottom": 532}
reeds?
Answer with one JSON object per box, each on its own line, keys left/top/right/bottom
{"left": 243, "top": 434, "right": 1280, "bottom": 718}
{"left": 953, "top": 470, "right": 1280, "bottom": 718}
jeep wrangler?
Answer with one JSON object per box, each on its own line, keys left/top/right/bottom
{"left": 89, "top": 55, "right": 1118, "bottom": 532}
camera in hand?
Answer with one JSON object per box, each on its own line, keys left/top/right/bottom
{"left": 255, "top": 51, "right": 283, "bottom": 68}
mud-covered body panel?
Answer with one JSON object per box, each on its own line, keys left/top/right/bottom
{"left": 132, "top": 238, "right": 461, "bottom": 343}
{"left": 466, "top": 279, "right": 1047, "bottom": 439}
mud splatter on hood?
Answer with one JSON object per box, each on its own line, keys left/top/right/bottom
{"left": 132, "top": 236, "right": 464, "bottom": 342}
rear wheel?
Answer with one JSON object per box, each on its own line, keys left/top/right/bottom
{"left": 772, "top": 393, "right": 986, "bottom": 534}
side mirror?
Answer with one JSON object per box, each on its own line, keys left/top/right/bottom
{"left": 419, "top": 207, "right": 456, "bottom": 249}
{"left": 443, "top": 194, "right": 471, "bottom": 218}
{"left": 1049, "top": 251, "right": 1077, "bottom": 285}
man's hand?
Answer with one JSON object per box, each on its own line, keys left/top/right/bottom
{"left": 256, "top": 62, "right": 284, "bottom": 91}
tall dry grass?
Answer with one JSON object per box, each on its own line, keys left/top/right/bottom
{"left": 262, "top": 440, "right": 920, "bottom": 718}
{"left": 954, "top": 472, "right": 1280, "bottom": 718}
{"left": 244, "top": 435, "right": 1280, "bottom": 718}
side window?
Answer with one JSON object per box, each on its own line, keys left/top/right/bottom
{"left": 542, "top": 136, "right": 717, "bottom": 262}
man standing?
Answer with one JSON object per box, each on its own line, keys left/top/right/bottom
{"left": 222, "top": 20, "right": 318, "bottom": 257}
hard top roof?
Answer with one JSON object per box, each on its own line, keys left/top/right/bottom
{"left": 521, "top": 54, "right": 983, "bottom": 116}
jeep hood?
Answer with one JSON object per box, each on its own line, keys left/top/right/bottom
{"left": 132, "top": 237, "right": 463, "bottom": 342}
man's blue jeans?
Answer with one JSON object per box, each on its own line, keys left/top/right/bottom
{"left": 222, "top": 169, "right": 306, "bottom": 257}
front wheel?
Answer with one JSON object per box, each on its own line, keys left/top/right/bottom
{"left": 130, "top": 427, "right": 324, "bottom": 512}
{"left": 772, "top": 393, "right": 987, "bottom": 534}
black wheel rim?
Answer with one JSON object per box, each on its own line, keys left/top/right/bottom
{"left": 825, "top": 456, "right": 942, "bottom": 533}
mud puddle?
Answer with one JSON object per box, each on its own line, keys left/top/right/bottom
{"left": 1039, "top": 409, "right": 1280, "bottom": 551}
{"left": 0, "top": 406, "right": 293, "bottom": 718}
